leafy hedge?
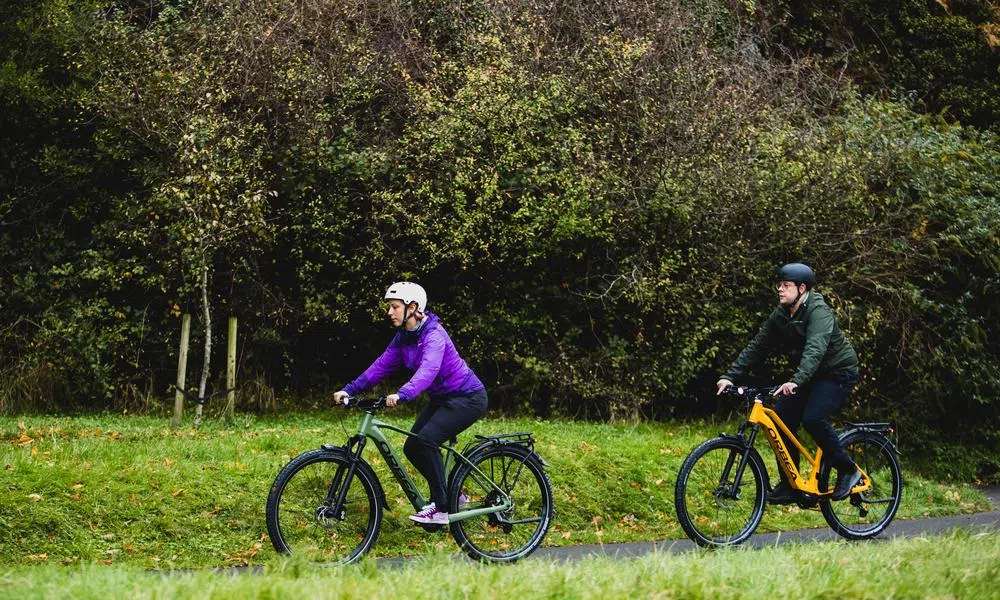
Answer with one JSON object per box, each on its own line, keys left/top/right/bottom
{"left": 0, "top": 0, "right": 997, "bottom": 477}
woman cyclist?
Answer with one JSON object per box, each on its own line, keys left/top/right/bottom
{"left": 333, "top": 282, "right": 488, "bottom": 525}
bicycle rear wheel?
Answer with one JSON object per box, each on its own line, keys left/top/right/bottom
{"left": 820, "top": 431, "right": 902, "bottom": 540}
{"left": 674, "top": 436, "right": 768, "bottom": 547}
{"left": 448, "top": 444, "right": 553, "bottom": 562}
{"left": 266, "top": 449, "right": 383, "bottom": 564}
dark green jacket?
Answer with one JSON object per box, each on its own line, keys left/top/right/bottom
{"left": 723, "top": 291, "right": 859, "bottom": 386}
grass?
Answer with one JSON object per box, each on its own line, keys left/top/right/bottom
{"left": 3, "top": 530, "right": 1000, "bottom": 599}
{"left": 0, "top": 411, "right": 991, "bottom": 569}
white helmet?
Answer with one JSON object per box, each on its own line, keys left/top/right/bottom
{"left": 384, "top": 282, "right": 427, "bottom": 312}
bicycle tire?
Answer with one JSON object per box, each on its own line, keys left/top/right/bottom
{"left": 819, "top": 431, "right": 902, "bottom": 540}
{"left": 448, "top": 444, "right": 554, "bottom": 562}
{"left": 266, "top": 448, "right": 384, "bottom": 564}
{"left": 674, "top": 436, "right": 768, "bottom": 547}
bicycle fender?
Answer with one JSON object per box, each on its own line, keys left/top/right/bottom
{"left": 838, "top": 428, "right": 901, "bottom": 457}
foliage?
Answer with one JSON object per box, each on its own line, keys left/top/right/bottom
{"left": 759, "top": 0, "right": 1000, "bottom": 130}
{"left": 0, "top": 0, "right": 997, "bottom": 475}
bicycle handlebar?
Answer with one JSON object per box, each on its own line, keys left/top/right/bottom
{"left": 340, "top": 395, "right": 386, "bottom": 411}
{"left": 721, "top": 384, "right": 782, "bottom": 399}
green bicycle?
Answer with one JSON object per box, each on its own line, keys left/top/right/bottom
{"left": 265, "top": 396, "right": 554, "bottom": 564}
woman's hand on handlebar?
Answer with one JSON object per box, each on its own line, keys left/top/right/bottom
{"left": 332, "top": 390, "right": 349, "bottom": 405}
{"left": 385, "top": 393, "right": 400, "bottom": 408}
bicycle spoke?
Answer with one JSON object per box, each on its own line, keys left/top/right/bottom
{"left": 675, "top": 438, "right": 765, "bottom": 547}
{"left": 450, "top": 447, "right": 553, "bottom": 562}
{"left": 266, "top": 451, "right": 381, "bottom": 564}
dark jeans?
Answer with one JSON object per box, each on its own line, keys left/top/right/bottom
{"left": 403, "top": 388, "right": 488, "bottom": 509}
{"left": 774, "top": 370, "right": 860, "bottom": 481}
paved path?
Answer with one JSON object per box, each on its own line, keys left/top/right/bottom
{"left": 528, "top": 485, "right": 1000, "bottom": 562}
{"left": 369, "top": 486, "right": 1000, "bottom": 567}
{"left": 225, "top": 487, "right": 1000, "bottom": 571}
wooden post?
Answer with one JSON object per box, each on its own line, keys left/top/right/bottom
{"left": 224, "top": 316, "right": 237, "bottom": 422}
{"left": 170, "top": 313, "right": 191, "bottom": 428}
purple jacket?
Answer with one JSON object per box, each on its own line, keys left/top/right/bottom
{"left": 342, "top": 313, "right": 484, "bottom": 401}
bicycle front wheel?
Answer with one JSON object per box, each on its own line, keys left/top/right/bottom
{"left": 266, "top": 449, "right": 383, "bottom": 564}
{"left": 448, "top": 444, "right": 554, "bottom": 562}
{"left": 820, "top": 431, "right": 902, "bottom": 540}
{"left": 674, "top": 436, "right": 768, "bottom": 547}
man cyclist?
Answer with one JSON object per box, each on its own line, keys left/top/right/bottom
{"left": 716, "top": 263, "right": 862, "bottom": 503}
{"left": 333, "top": 282, "right": 488, "bottom": 525}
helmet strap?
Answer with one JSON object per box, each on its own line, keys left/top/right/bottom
{"left": 791, "top": 285, "right": 807, "bottom": 312}
{"left": 400, "top": 303, "right": 421, "bottom": 330}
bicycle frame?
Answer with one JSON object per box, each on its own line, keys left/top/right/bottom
{"left": 335, "top": 409, "right": 514, "bottom": 524}
{"left": 745, "top": 397, "right": 872, "bottom": 497}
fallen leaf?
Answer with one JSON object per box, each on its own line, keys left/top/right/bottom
{"left": 561, "top": 531, "right": 572, "bottom": 539}
{"left": 28, "top": 493, "right": 42, "bottom": 502}
{"left": 171, "top": 488, "right": 184, "bottom": 497}
{"left": 72, "top": 483, "right": 84, "bottom": 490}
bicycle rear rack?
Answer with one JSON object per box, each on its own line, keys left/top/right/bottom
{"left": 475, "top": 432, "right": 534, "bottom": 444}
{"left": 458, "top": 432, "right": 536, "bottom": 458}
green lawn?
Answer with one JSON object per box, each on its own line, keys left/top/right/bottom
{"left": 4, "top": 530, "right": 999, "bottom": 599}
{"left": 0, "top": 412, "right": 990, "bottom": 568}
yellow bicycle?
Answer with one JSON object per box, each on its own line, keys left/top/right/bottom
{"left": 674, "top": 384, "right": 902, "bottom": 547}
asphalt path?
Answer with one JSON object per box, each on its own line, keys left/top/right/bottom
{"left": 219, "top": 487, "right": 1000, "bottom": 572}
{"left": 526, "top": 485, "right": 1000, "bottom": 562}
{"left": 368, "top": 486, "right": 1000, "bottom": 567}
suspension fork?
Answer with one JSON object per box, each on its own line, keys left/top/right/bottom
{"left": 722, "top": 424, "right": 759, "bottom": 498}
{"left": 327, "top": 435, "right": 367, "bottom": 517}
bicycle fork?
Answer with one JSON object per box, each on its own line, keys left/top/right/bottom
{"left": 322, "top": 435, "right": 367, "bottom": 521}
{"left": 718, "top": 425, "right": 759, "bottom": 499}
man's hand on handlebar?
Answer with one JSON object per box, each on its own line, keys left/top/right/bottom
{"left": 716, "top": 379, "right": 733, "bottom": 396}
{"left": 773, "top": 382, "right": 798, "bottom": 396}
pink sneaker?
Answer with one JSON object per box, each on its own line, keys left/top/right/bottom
{"left": 409, "top": 502, "right": 449, "bottom": 525}
{"left": 458, "top": 492, "right": 470, "bottom": 506}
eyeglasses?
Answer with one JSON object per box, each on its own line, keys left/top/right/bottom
{"left": 776, "top": 281, "right": 799, "bottom": 290}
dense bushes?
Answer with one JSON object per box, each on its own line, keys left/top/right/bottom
{"left": 0, "top": 0, "right": 997, "bottom": 476}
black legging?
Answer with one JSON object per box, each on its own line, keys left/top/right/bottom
{"left": 403, "top": 388, "right": 488, "bottom": 509}
{"left": 774, "top": 370, "right": 860, "bottom": 480}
